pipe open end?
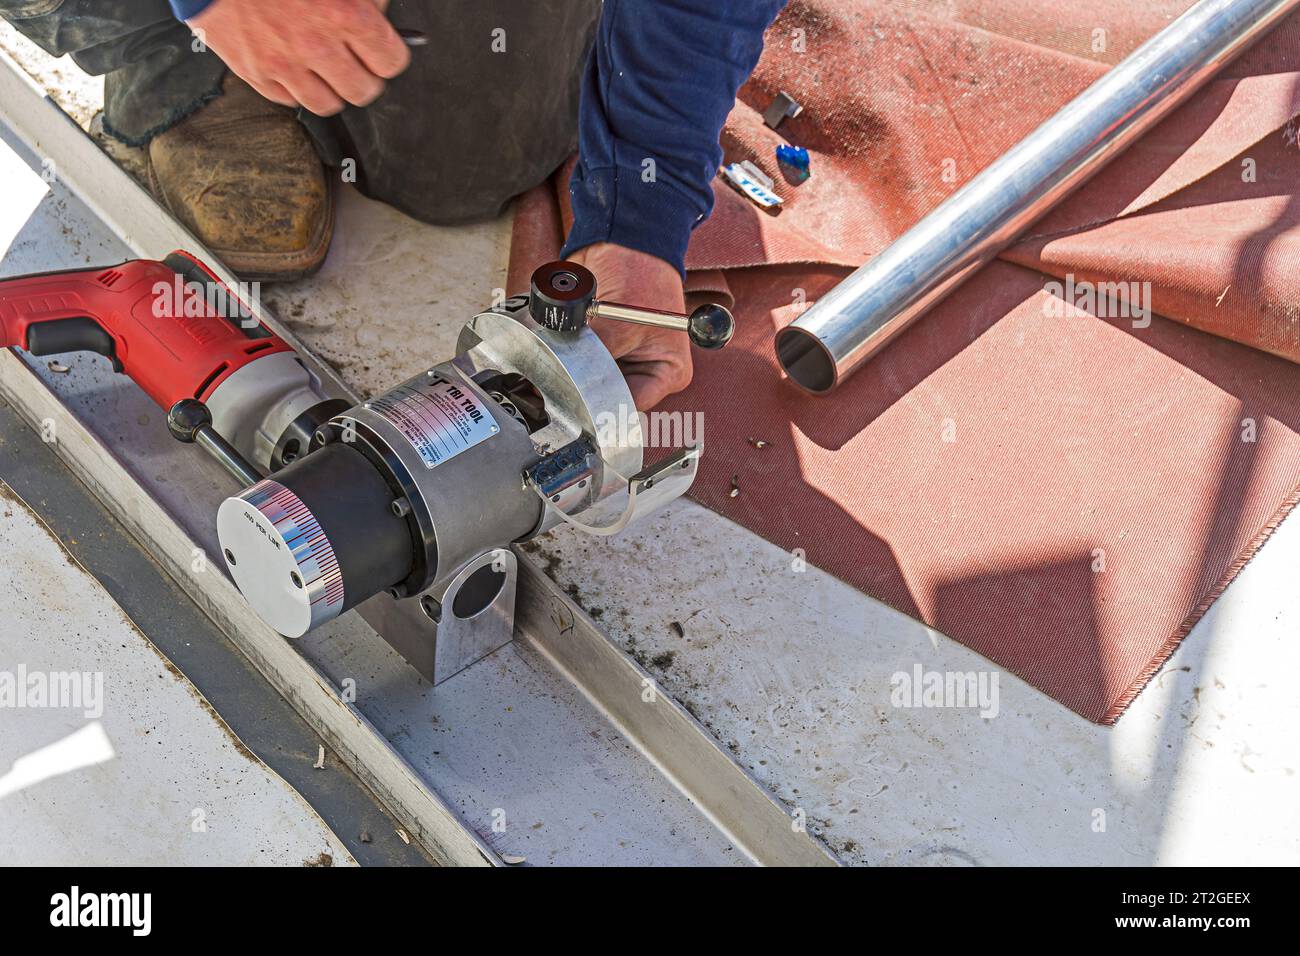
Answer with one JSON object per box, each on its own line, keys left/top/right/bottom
{"left": 776, "top": 326, "right": 837, "bottom": 394}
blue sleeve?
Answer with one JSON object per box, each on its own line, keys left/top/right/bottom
{"left": 170, "top": 0, "right": 216, "bottom": 18}
{"left": 560, "top": 0, "right": 786, "bottom": 275}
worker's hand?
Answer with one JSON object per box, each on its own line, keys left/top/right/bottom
{"left": 571, "top": 243, "right": 693, "bottom": 411}
{"left": 188, "top": 0, "right": 411, "bottom": 116}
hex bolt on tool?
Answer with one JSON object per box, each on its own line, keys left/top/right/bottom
{"left": 0, "top": 254, "right": 733, "bottom": 671}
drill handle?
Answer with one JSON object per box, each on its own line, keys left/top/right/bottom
{"left": 0, "top": 260, "right": 175, "bottom": 368}
{"left": 23, "top": 317, "right": 121, "bottom": 368}
{"left": 0, "top": 253, "right": 295, "bottom": 411}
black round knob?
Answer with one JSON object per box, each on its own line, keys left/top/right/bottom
{"left": 530, "top": 260, "right": 597, "bottom": 334}
{"left": 687, "top": 303, "right": 735, "bottom": 350}
{"left": 167, "top": 399, "right": 212, "bottom": 443}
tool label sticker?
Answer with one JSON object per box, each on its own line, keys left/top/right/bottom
{"left": 369, "top": 375, "right": 497, "bottom": 469}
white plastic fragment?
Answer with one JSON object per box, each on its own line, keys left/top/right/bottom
{"left": 721, "top": 161, "right": 783, "bottom": 208}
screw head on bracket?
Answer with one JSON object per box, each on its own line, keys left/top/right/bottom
{"left": 530, "top": 260, "right": 596, "bottom": 334}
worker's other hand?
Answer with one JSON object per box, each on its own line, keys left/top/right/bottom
{"left": 571, "top": 243, "right": 693, "bottom": 412}
{"left": 188, "top": 0, "right": 411, "bottom": 116}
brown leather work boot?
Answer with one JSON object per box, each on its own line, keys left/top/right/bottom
{"left": 146, "top": 76, "right": 334, "bottom": 282}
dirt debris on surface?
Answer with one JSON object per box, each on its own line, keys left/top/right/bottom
{"left": 0, "top": 24, "right": 102, "bottom": 126}
{"left": 650, "top": 650, "right": 677, "bottom": 671}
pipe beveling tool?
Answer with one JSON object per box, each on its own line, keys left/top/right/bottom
{"left": 1, "top": 254, "right": 732, "bottom": 652}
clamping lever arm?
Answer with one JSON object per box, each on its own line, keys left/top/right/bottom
{"left": 528, "top": 260, "right": 734, "bottom": 349}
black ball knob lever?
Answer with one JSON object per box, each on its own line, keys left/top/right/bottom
{"left": 686, "top": 303, "right": 735, "bottom": 350}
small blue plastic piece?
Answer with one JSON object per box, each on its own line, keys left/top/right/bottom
{"left": 775, "top": 144, "right": 810, "bottom": 171}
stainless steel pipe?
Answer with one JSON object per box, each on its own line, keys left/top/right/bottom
{"left": 775, "top": 0, "right": 1300, "bottom": 393}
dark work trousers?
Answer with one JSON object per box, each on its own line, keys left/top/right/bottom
{"left": 0, "top": 0, "right": 601, "bottom": 223}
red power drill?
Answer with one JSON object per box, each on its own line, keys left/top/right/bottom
{"left": 0, "top": 251, "right": 344, "bottom": 482}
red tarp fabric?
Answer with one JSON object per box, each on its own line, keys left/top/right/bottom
{"left": 508, "top": 0, "right": 1300, "bottom": 723}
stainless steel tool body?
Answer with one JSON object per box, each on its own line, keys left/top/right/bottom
{"left": 216, "top": 261, "right": 733, "bottom": 674}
